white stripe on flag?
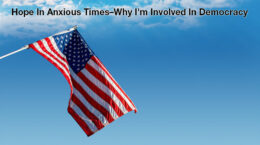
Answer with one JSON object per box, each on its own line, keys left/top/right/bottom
{"left": 49, "top": 37, "right": 67, "bottom": 59}
{"left": 73, "top": 88, "right": 109, "bottom": 126}
{"left": 69, "top": 101, "right": 98, "bottom": 132}
{"left": 41, "top": 39, "right": 68, "bottom": 68}
{"left": 32, "top": 42, "right": 71, "bottom": 78}
{"left": 88, "top": 59, "right": 136, "bottom": 110}
{"left": 70, "top": 70, "right": 119, "bottom": 120}
{"left": 81, "top": 68, "right": 128, "bottom": 114}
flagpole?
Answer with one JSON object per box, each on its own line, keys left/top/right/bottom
{"left": 0, "top": 45, "right": 29, "bottom": 60}
{"left": 53, "top": 25, "right": 78, "bottom": 36}
{"left": 0, "top": 26, "right": 78, "bottom": 60}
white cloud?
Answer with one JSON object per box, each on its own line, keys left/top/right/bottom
{"left": 0, "top": 0, "right": 86, "bottom": 37}
{"left": 100, "top": 0, "right": 235, "bottom": 28}
{"left": 1, "top": 0, "right": 71, "bottom": 7}
{"left": 0, "top": 11, "right": 91, "bottom": 37}
{"left": 0, "top": 0, "right": 238, "bottom": 36}
{"left": 180, "top": 0, "right": 234, "bottom": 8}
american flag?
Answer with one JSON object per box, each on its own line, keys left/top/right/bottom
{"left": 29, "top": 28, "right": 137, "bottom": 136}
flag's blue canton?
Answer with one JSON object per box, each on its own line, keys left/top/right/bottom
{"left": 53, "top": 30, "right": 93, "bottom": 73}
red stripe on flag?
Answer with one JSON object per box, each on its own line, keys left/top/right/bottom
{"left": 71, "top": 78, "right": 115, "bottom": 123}
{"left": 37, "top": 40, "right": 70, "bottom": 73}
{"left": 29, "top": 43, "right": 72, "bottom": 91}
{"left": 71, "top": 94, "right": 104, "bottom": 130}
{"left": 77, "top": 71, "right": 124, "bottom": 117}
{"left": 45, "top": 37, "right": 67, "bottom": 63}
{"left": 85, "top": 63, "right": 133, "bottom": 112}
{"left": 91, "top": 56, "right": 137, "bottom": 112}
{"left": 43, "top": 38, "right": 74, "bottom": 93}
{"left": 68, "top": 106, "right": 94, "bottom": 136}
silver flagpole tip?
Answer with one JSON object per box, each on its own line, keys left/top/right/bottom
{"left": 69, "top": 25, "right": 78, "bottom": 31}
{"left": 73, "top": 25, "right": 78, "bottom": 29}
{"left": 53, "top": 25, "right": 78, "bottom": 36}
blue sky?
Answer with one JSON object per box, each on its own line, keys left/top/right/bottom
{"left": 0, "top": 0, "right": 260, "bottom": 145}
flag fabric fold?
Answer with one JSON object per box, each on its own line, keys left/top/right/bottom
{"left": 29, "top": 28, "right": 137, "bottom": 136}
